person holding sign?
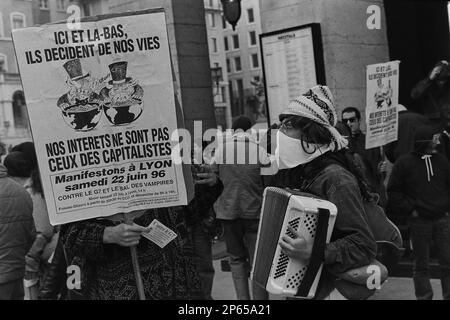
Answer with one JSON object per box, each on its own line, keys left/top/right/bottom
{"left": 60, "top": 208, "right": 204, "bottom": 300}
{"left": 341, "top": 107, "right": 387, "bottom": 207}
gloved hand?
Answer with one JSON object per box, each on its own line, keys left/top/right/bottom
{"left": 429, "top": 60, "right": 449, "bottom": 81}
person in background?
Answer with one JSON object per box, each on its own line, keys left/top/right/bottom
{"left": 12, "top": 142, "right": 38, "bottom": 169}
{"left": 384, "top": 105, "right": 431, "bottom": 163}
{"left": 435, "top": 103, "right": 450, "bottom": 162}
{"left": 7, "top": 143, "right": 57, "bottom": 300}
{"left": 387, "top": 125, "right": 450, "bottom": 300}
{"left": 24, "top": 168, "right": 57, "bottom": 299}
{"left": 411, "top": 60, "right": 450, "bottom": 162}
{"left": 341, "top": 107, "right": 387, "bottom": 207}
{"left": 0, "top": 158, "right": 35, "bottom": 300}
{"left": 184, "top": 153, "right": 223, "bottom": 300}
{"left": 213, "top": 116, "right": 269, "bottom": 300}
{"left": 411, "top": 60, "right": 450, "bottom": 123}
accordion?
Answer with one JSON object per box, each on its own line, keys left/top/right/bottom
{"left": 251, "top": 187, "right": 338, "bottom": 299}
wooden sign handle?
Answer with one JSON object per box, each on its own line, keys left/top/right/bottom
{"left": 124, "top": 213, "right": 146, "bottom": 300}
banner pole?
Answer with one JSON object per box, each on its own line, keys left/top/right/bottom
{"left": 124, "top": 213, "right": 146, "bottom": 300}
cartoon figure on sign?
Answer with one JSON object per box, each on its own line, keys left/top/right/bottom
{"left": 100, "top": 61, "right": 144, "bottom": 126}
{"left": 374, "top": 78, "right": 393, "bottom": 109}
{"left": 57, "top": 59, "right": 108, "bottom": 131}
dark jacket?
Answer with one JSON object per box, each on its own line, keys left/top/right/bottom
{"left": 348, "top": 131, "right": 386, "bottom": 207}
{"left": 384, "top": 110, "right": 431, "bottom": 163}
{"left": 39, "top": 237, "right": 68, "bottom": 300}
{"left": 439, "top": 130, "right": 450, "bottom": 162}
{"left": 387, "top": 152, "right": 450, "bottom": 220}
{"left": 302, "top": 158, "right": 377, "bottom": 275}
{"left": 0, "top": 164, "right": 35, "bottom": 283}
{"left": 184, "top": 177, "right": 223, "bottom": 227}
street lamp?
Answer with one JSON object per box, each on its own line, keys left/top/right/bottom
{"left": 211, "top": 67, "right": 223, "bottom": 96}
{"left": 221, "top": 0, "right": 242, "bottom": 31}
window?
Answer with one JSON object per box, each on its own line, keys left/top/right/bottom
{"left": 40, "top": 0, "right": 49, "bottom": 10}
{"left": 221, "top": 86, "right": 227, "bottom": 103}
{"left": 224, "top": 36, "right": 229, "bottom": 51}
{"left": 10, "top": 12, "right": 26, "bottom": 30}
{"left": 0, "top": 54, "right": 7, "bottom": 72}
{"left": 236, "top": 78, "right": 244, "bottom": 113}
{"left": 249, "top": 31, "right": 257, "bottom": 46}
{"left": 234, "top": 56, "right": 242, "bottom": 72}
{"left": 247, "top": 8, "right": 255, "bottom": 23}
{"left": 12, "top": 91, "right": 28, "bottom": 129}
{"left": 232, "top": 34, "right": 239, "bottom": 49}
{"left": 82, "top": 3, "right": 91, "bottom": 16}
{"left": 211, "top": 38, "right": 218, "bottom": 53}
{"left": 0, "top": 13, "right": 4, "bottom": 38}
{"left": 251, "top": 53, "right": 259, "bottom": 68}
{"left": 209, "top": 0, "right": 214, "bottom": 7}
{"left": 208, "top": 13, "right": 216, "bottom": 28}
{"left": 57, "top": 0, "right": 66, "bottom": 11}
{"left": 226, "top": 59, "right": 231, "bottom": 73}
{"left": 222, "top": 15, "right": 227, "bottom": 29}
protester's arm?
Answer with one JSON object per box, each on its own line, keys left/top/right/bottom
{"left": 386, "top": 160, "right": 415, "bottom": 217}
{"left": 279, "top": 172, "right": 377, "bottom": 274}
{"left": 39, "top": 238, "right": 67, "bottom": 300}
{"left": 411, "top": 78, "right": 433, "bottom": 100}
{"left": 383, "top": 141, "right": 397, "bottom": 163}
{"left": 60, "top": 219, "right": 148, "bottom": 263}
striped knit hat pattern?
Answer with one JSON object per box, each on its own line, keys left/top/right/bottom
{"left": 281, "top": 85, "right": 348, "bottom": 151}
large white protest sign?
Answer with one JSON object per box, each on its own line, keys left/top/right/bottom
{"left": 365, "top": 61, "right": 400, "bottom": 149}
{"left": 12, "top": 9, "right": 191, "bottom": 225}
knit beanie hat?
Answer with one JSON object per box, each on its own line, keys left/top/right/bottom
{"left": 3, "top": 151, "right": 33, "bottom": 177}
{"left": 12, "top": 142, "right": 37, "bottom": 169}
{"left": 281, "top": 85, "right": 348, "bottom": 151}
{"left": 232, "top": 115, "right": 252, "bottom": 132}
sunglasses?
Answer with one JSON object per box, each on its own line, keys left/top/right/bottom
{"left": 343, "top": 117, "right": 358, "bottom": 124}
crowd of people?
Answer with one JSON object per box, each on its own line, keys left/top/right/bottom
{"left": 0, "top": 61, "right": 449, "bottom": 300}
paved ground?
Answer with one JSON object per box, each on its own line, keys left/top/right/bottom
{"left": 211, "top": 241, "right": 444, "bottom": 300}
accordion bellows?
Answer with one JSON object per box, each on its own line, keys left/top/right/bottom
{"left": 251, "top": 187, "right": 337, "bottom": 299}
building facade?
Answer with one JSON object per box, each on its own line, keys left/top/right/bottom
{"left": 224, "top": 0, "right": 265, "bottom": 124}
{"left": 204, "top": 0, "right": 232, "bottom": 129}
{"left": 0, "top": 0, "right": 83, "bottom": 149}
{"left": 0, "top": 0, "right": 34, "bottom": 148}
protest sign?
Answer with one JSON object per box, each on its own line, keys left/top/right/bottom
{"left": 365, "top": 61, "right": 400, "bottom": 149}
{"left": 12, "top": 9, "right": 192, "bottom": 225}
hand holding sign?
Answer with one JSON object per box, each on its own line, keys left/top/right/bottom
{"left": 103, "top": 223, "right": 150, "bottom": 247}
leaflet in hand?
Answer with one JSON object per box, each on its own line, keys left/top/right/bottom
{"left": 140, "top": 219, "right": 177, "bottom": 248}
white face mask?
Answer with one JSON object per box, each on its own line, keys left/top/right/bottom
{"left": 275, "top": 130, "right": 330, "bottom": 169}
